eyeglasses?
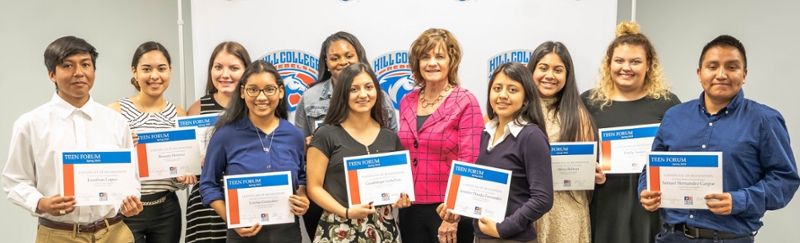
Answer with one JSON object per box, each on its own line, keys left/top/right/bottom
{"left": 243, "top": 86, "right": 280, "bottom": 97}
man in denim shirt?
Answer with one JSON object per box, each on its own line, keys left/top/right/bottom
{"left": 639, "top": 35, "right": 800, "bottom": 243}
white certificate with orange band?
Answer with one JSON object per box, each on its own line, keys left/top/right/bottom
{"left": 443, "top": 161, "right": 511, "bottom": 223}
{"left": 175, "top": 113, "right": 221, "bottom": 156}
{"left": 136, "top": 128, "right": 202, "bottom": 180}
{"left": 224, "top": 172, "right": 294, "bottom": 228}
{"left": 343, "top": 151, "right": 415, "bottom": 206}
{"left": 599, "top": 124, "right": 660, "bottom": 174}
{"left": 57, "top": 150, "right": 139, "bottom": 206}
{"left": 647, "top": 152, "right": 723, "bottom": 209}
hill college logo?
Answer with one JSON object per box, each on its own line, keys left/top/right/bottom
{"left": 487, "top": 49, "right": 534, "bottom": 80}
{"left": 373, "top": 51, "right": 415, "bottom": 111}
{"left": 260, "top": 50, "right": 319, "bottom": 112}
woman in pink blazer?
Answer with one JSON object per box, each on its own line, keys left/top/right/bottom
{"left": 397, "top": 28, "right": 484, "bottom": 243}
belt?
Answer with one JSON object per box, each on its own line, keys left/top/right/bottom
{"left": 141, "top": 191, "right": 172, "bottom": 206}
{"left": 39, "top": 214, "right": 124, "bottom": 233}
{"left": 673, "top": 223, "right": 751, "bottom": 240}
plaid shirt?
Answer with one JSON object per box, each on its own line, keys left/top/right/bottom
{"left": 398, "top": 86, "right": 484, "bottom": 203}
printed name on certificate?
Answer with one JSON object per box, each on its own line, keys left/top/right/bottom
{"left": 224, "top": 172, "right": 294, "bottom": 228}
{"left": 599, "top": 123, "right": 659, "bottom": 174}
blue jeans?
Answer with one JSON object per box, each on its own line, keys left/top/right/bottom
{"left": 655, "top": 224, "right": 755, "bottom": 243}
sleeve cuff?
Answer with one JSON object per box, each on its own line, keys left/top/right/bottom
{"left": 495, "top": 220, "right": 514, "bottom": 239}
{"left": 729, "top": 190, "right": 747, "bottom": 215}
{"left": 26, "top": 192, "right": 45, "bottom": 216}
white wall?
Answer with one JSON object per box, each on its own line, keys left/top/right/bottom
{"left": 0, "top": 0, "right": 195, "bottom": 242}
{"left": 620, "top": 0, "right": 800, "bottom": 241}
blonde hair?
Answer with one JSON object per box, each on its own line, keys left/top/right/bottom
{"left": 588, "top": 21, "right": 672, "bottom": 109}
{"left": 409, "top": 28, "right": 462, "bottom": 87}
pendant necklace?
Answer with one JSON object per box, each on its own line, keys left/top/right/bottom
{"left": 255, "top": 123, "right": 276, "bottom": 154}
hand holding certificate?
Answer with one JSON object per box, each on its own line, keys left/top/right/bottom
{"left": 444, "top": 161, "right": 511, "bottom": 223}
{"left": 224, "top": 172, "right": 295, "bottom": 228}
{"left": 343, "top": 151, "right": 415, "bottom": 206}
{"left": 57, "top": 150, "right": 139, "bottom": 206}
{"left": 550, "top": 142, "right": 597, "bottom": 191}
{"left": 599, "top": 124, "right": 660, "bottom": 174}
{"left": 136, "top": 128, "right": 202, "bottom": 180}
{"left": 646, "top": 152, "right": 723, "bottom": 209}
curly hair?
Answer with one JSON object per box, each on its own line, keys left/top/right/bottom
{"left": 588, "top": 21, "right": 672, "bottom": 109}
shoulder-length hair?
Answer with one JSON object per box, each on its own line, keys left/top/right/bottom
{"left": 486, "top": 62, "right": 547, "bottom": 137}
{"left": 204, "top": 41, "right": 252, "bottom": 95}
{"left": 527, "top": 41, "right": 597, "bottom": 142}
{"left": 212, "top": 60, "right": 288, "bottom": 132}
{"left": 588, "top": 21, "right": 672, "bottom": 109}
{"left": 409, "top": 28, "right": 462, "bottom": 87}
{"left": 322, "top": 63, "right": 386, "bottom": 128}
{"left": 316, "top": 31, "right": 370, "bottom": 83}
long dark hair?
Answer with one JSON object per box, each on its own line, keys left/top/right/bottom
{"left": 315, "top": 31, "right": 369, "bottom": 84}
{"left": 527, "top": 41, "right": 596, "bottom": 142}
{"left": 130, "top": 41, "right": 171, "bottom": 91}
{"left": 205, "top": 41, "right": 251, "bottom": 94}
{"left": 213, "top": 60, "right": 288, "bottom": 133}
{"left": 323, "top": 63, "right": 385, "bottom": 128}
{"left": 486, "top": 62, "right": 547, "bottom": 137}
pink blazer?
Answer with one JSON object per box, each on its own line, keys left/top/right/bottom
{"left": 398, "top": 85, "right": 484, "bottom": 204}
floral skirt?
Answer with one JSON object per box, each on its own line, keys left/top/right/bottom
{"left": 313, "top": 205, "right": 399, "bottom": 243}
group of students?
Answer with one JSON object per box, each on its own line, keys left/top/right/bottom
{"left": 3, "top": 20, "right": 798, "bottom": 243}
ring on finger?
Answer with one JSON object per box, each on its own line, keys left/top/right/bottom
{"left": 59, "top": 209, "right": 66, "bottom": 215}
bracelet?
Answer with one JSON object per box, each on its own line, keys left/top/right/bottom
{"left": 345, "top": 208, "right": 349, "bottom": 219}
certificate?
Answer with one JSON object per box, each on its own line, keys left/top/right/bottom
{"left": 343, "top": 151, "right": 415, "bottom": 206}
{"left": 57, "top": 150, "right": 139, "bottom": 206}
{"left": 224, "top": 172, "right": 294, "bottom": 228}
{"left": 647, "top": 152, "right": 723, "bottom": 209}
{"left": 136, "top": 128, "right": 202, "bottom": 180}
{"left": 444, "top": 161, "right": 511, "bottom": 223}
{"left": 550, "top": 142, "right": 597, "bottom": 191}
{"left": 599, "top": 124, "right": 660, "bottom": 174}
{"left": 174, "top": 114, "right": 221, "bottom": 155}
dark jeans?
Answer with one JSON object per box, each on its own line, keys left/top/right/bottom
{"left": 226, "top": 218, "right": 301, "bottom": 243}
{"left": 302, "top": 200, "right": 324, "bottom": 239}
{"left": 124, "top": 191, "right": 182, "bottom": 243}
{"left": 399, "top": 203, "right": 474, "bottom": 243}
{"left": 655, "top": 224, "right": 755, "bottom": 243}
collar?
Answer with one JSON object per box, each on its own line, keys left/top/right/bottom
{"left": 320, "top": 79, "right": 333, "bottom": 99}
{"left": 485, "top": 118, "right": 529, "bottom": 138}
{"left": 698, "top": 89, "right": 745, "bottom": 114}
{"left": 234, "top": 117, "right": 258, "bottom": 131}
{"left": 51, "top": 92, "right": 95, "bottom": 120}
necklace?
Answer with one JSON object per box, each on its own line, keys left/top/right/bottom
{"left": 419, "top": 84, "right": 451, "bottom": 108}
{"left": 255, "top": 122, "right": 276, "bottom": 154}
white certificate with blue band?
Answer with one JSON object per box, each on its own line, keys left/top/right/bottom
{"left": 224, "top": 172, "right": 294, "bottom": 228}
{"left": 646, "top": 152, "right": 723, "bottom": 209}
{"left": 444, "top": 161, "right": 511, "bottom": 223}
{"left": 599, "top": 123, "right": 660, "bottom": 174}
{"left": 135, "top": 128, "right": 202, "bottom": 180}
{"left": 343, "top": 150, "right": 415, "bottom": 206}
{"left": 551, "top": 142, "right": 597, "bottom": 191}
{"left": 175, "top": 114, "right": 221, "bottom": 155}
{"left": 57, "top": 150, "right": 139, "bottom": 206}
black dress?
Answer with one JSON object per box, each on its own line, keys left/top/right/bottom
{"left": 580, "top": 90, "right": 681, "bottom": 243}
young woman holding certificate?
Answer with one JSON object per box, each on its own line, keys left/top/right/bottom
{"left": 438, "top": 62, "right": 553, "bottom": 243}
{"left": 580, "top": 22, "right": 681, "bottom": 243}
{"left": 107, "top": 41, "right": 193, "bottom": 243}
{"left": 185, "top": 41, "right": 252, "bottom": 243}
{"left": 306, "top": 63, "right": 411, "bottom": 243}
{"left": 199, "top": 60, "right": 309, "bottom": 242}
{"left": 527, "top": 41, "right": 598, "bottom": 243}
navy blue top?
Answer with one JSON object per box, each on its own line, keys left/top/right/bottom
{"left": 638, "top": 90, "right": 800, "bottom": 235}
{"left": 200, "top": 118, "right": 306, "bottom": 206}
{"left": 473, "top": 125, "right": 553, "bottom": 241}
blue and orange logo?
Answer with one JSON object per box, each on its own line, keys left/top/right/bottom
{"left": 487, "top": 49, "right": 534, "bottom": 80}
{"left": 260, "top": 50, "right": 319, "bottom": 112}
{"left": 373, "top": 51, "right": 415, "bottom": 111}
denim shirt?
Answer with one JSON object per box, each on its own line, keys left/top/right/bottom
{"left": 293, "top": 79, "right": 398, "bottom": 137}
{"left": 638, "top": 90, "right": 800, "bottom": 235}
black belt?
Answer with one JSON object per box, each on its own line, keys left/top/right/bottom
{"left": 39, "top": 214, "right": 124, "bottom": 233}
{"left": 672, "top": 223, "right": 751, "bottom": 240}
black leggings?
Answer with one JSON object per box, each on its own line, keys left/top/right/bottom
{"left": 124, "top": 191, "right": 182, "bottom": 243}
{"left": 302, "top": 200, "right": 324, "bottom": 239}
{"left": 399, "top": 203, "right": 474, "bottom": 243}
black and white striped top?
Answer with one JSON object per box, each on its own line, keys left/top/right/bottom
{"left": 199, "top": 94, "right": 225, "bottom": 115}
{"left": 119, "top": 97, "right": 187, "bottom": 195}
